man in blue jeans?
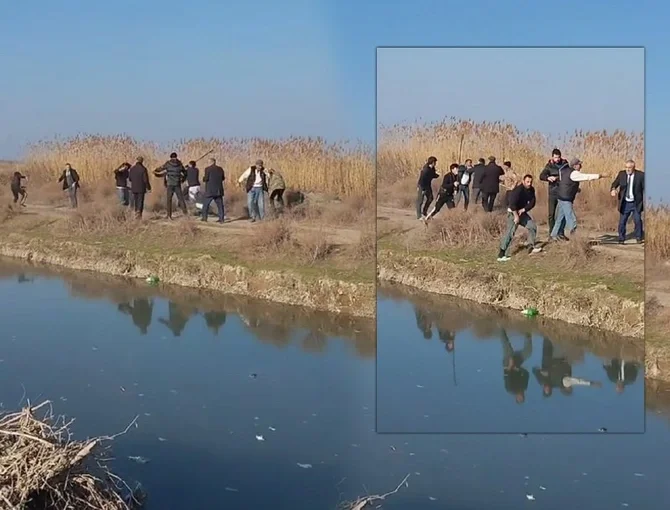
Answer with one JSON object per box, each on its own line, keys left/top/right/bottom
{"left": 416, "top": 156, "right": 439, "bottom": 219}
{"left": 549, "top": 158, "right": 602, "bottom": 241}
{"left": 610, "top": 160, "right": 644, "bottom": 244}
{"left": 238, "top": 159, "right": 268, "bottom": 222}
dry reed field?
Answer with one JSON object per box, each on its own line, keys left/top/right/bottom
{"left": 378, "top": 118, "right": 644, "bottom": 237}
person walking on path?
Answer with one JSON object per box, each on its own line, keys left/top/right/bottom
{"left": 10, "top": 171, "right": 27, "bottom": 206}
{"left": 549, "top": 158, "right": 602, "bottom": 242}
{"left": 155, "top": 152, "right": 188, "bottom": 219}
{"left": 267, "top": 167, "right": 286, "bottom": 215}
{"left": 425, "top": 163, "right": 459, "bottom": 221}
{"left": 497, "top": 174, "right": 542, "bottom": 262}
{"left": 610, "top": 160, "right": 644, "bottom": 244}
{"left": 476, "top": 156, "right": 504, "bottom": 212}
{"left": 238, "top": 159, "right": 268, "bottom": 222}
{"left": 58, "top": 163, "right": 80, "bottom": 208}
{"left": 455, "top": 159, "right": 474, "bottom": 210}
{"left": 113, "top": 162, "right": 131, "bottom": 206}
{"left": 185, "top": 160, "right": 201, "bottom": 203}
{"left": 201, "top": 157, "right": 225, "bottom": 223}
{"left": 471, "top": 158, "right": 486, "bottom": 205}
{"left": 128, "top": 156, "right": 151, "bottom": 219}
{"left": 539, "top": 148, "right": 570, "bottom": 235}
{"left": 416, "top": 156, "right": 439, "bottom": 219}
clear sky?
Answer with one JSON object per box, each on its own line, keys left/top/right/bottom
{"left": 1, "top": 1, "right": 668, "bottom": 195}
{"left": 377, "top": 47, "right": 644, "bottom": 134}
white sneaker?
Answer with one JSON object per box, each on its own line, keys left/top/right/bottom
{"left": 497, "top": 256, "right": 511, "bottom": 262}
{"left": 530, "top": 247, "right": 542, "bottom": 254}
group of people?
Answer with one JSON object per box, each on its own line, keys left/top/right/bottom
{"left": 415, "top": 148, "right": 645, "bottom": 262}
{"left": 47, "top": 153, "right": 288, "bottom": 222}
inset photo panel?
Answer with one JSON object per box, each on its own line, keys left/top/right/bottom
{"left": 376, "top": 46, "right": 645, "bottom": 433}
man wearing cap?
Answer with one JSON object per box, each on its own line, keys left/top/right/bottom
{"left": 238, "top": 159, "right": 268, "bottom": 222}
{"left": 549, "top": 157, "right": 602, "bottom": 241}
{"left": 610, "top": 160, "right": 644, "bottom": 244}
{"left": 539, "top": 148, "right": 570, "bottom": 237}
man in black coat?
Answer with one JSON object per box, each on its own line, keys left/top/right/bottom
{"left": 128, "top": 156, "right": 152, "bottom": 218}
{"left": 539, "top": 148, "right": 570, "bottom": 235}
{"left": 471, "top": 158, "right": 486, "bottom": 204}
{"left": 476, "top": 156, "right": 504, "bottom": 212}
{"left": 425, "top": 163, "right": 459, "bottom": 220}
{"left": 416, "top": 156, "right": 439, "bottom": 219}
{"left": 610, "top": 160, "right": 644, "bottom": 244}
{"left": 154, "top": 152, "right": 188, "bottom": 219}
{"left": 201, "top": 157, "right": 225, "bottom": 223}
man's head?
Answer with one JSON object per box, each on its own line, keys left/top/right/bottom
{"left": 616, "top": 381, "right": 625, "bottom": 393}
{"left": 188, "top": 160, "right": 196, "bottom": 167}
{"left": 625, "top": 159, "right": 636, "bottom": 174}
{"left": 209, "top": 157, "right": 216, "bottom": 166}
{"left": 465, "top": 158, "right": 473, "bottom": 167}
{"left": 122, "top": 162, "right": 131, "bottom": 169}
{"left": 488, "top": 155, "right": 496, "bottom": 163}
{"left": 170, "top": 152, "right": 178, "bottom": 159}
{"left": 551, "top": 148, "right": 562, "bottom": 163}
{"left": 65, "top": 163, "right": 71, "bottom": 170}
{"left": 446, "top": 340, "right": 454, "bottom": 352}
{"left": 516, "top": 392, "right": 525, "bottom": 404}
{"left": 503, "top": 160, "right": 512, "bottom": 169}
{"left": 427, "top": 156, "right": 437, "bottom": 167}
{"left": 543, "top": 385, "right": 552, "bottom": 397}
{"left": 570, "top": 157, "right": 582, "bottom": 170}
{"left": 268, "top": 167, "right": 275, "bottom": 174}
{"left": 450, "top": 163, "right": 459, "bottom": 174}
{"left": 522, "top": 174, "right": 533, "bottom": 188}
{"left": 478, "top": 158, "right": 485, "bottom": 165}
{"left": 255, "top": 159, "right": 264, "bottom": 168}
{"left": 136, "top": 156, "right": 144, "bottom": 164}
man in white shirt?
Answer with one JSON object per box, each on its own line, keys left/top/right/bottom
{"left": 237, "top": 159, "right": 268, "bottom": 222}
{"left": 549, "top": 158, "right": 602, "bottom": 241}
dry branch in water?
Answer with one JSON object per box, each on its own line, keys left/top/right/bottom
{"left": 0, "top": 401, "right": 143, "bottom": 510}
{"left": 340, "top": 474, "right": 411, "bottom": 510}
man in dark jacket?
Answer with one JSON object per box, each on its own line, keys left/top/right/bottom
{"left": 113, "top": 162, "right": 131, "bottom": 206}
{"left": 471, "top": 158, "right": 486, "bottom": 204}
{"left": 416, "top": 156, "right": 439, "bottom": 219}
{"left": 10, "top": 171, "right": 27, "bottom": 206}
{"left": 539, "top": 148, "right": 570, "bottom": 235}
{"left": 500, "top": 329, "right": 533, "bottom": 404}
{"left": 455, "top": 158, "right": 474, "bottom": 210}
{"left": 497, "top": 174, "right": 542, "bottom": 261}
{"left": 610, "top": 160, "right": 644, "bottom": 244}
{"left": 533, "top": 337, "right": 575, "bottom": 398}
{"left": 201, "top": 157, "right": 225, "bottom": 223}
{"left": 476, "top": 156, "right": 504, "bottom": 212}
{"left": 155, "top": 152, "right": 188, "bottom": 219}
{"left": 128, "top": 156, "right": 152, "bottom": 218}
{"left": 425, "top": 163, "right": 459, "bottom": 221}
{"left": 58, "top": 163, "right": 80, "bottom": 208}
{"left": 237, "top": 159, "right": 269, "bottom": 222}
{"left": 185, "top": 160, "right": 201, "bottom": 203}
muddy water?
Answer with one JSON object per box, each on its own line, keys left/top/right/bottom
{"left": 0, "top": 262, "right": 667, "bottom": 509}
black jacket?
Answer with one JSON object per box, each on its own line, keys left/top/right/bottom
{"left": 557, "top": 166, "right": 580, "bottom": 202}
{"left": 10, "top": 172, "right": 25, "bottom": 190}
{"left": 186, "top": 166, "right": 200, "bottom": 187}
{"left": 417, "top": 164, "right": 439, "bottom": 191}
{"left": 58, "top": 168, "right": 80, "bottom": 190}
{"left": 476, "top": 163, "right": 504, "bottom": 193}
{"left": 539, "top": 158, "right": 570, "bottom": 197}
{"left": 245, "top": 166, "right": 268, "bottom": 193}
{"left": 128, "top": 163, "right": 152, "bottom": 193}
{"left": 507, "top": 184, "right": 536, "bottom": 212}
{"left": 203, "top": 165, "right": 225, "bottom": 198}
{"left": 439, "top": 173, "right": 458, "bottom": 196}
{"left": 471, "top": 163, "right": 486, "bottom": 188}
{"left": 158, "top": 158, "right": 187, "bottom": 187}
{"left": 611, "top": 170, "right": 644, "bottom": 213}
{"left": 114, "top": 166, "right": 129, "bottom": 188}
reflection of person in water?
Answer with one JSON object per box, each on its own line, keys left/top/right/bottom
{"left": 501, "top": 330, "right": 533, "bottom": 404}
{"left": 118, "top": 298, "right": 154, "bottom": 335}
{"left": 17, "top": 273, "right": 34, "bottom": 283}
{"left": 158, "top": 301, "right": 191, "bottom": 337}
{"left": 203, "top": 311, "right": 227, "bottom": 335}
{"left": 437, "top": 327, "right": 455, "bottom": 352}
{"left": 603, "top": 358, "right": 640, "bottom": 394}
{"left": 415, "top": 308, "right": 433, "bottom": 339}
{"left": 532, "top": 337, "right": 574, "bottom": 397}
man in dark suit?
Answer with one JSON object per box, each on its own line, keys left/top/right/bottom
{"left": 476, "top": 156, "right": 504, "bottom": 212}
{"left": 202, "top": 157, "right": 225, "bottom": 223}
{"left": 610, "top": 160, "right": 644, "bottom": 244}
{"left": 128, "top": 156, "right": 151, "bottom": 218}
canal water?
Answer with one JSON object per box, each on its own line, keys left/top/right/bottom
{"left": 0, "top": 262, "right": 666, "bottom": 509}
{"left": 377, "top": 284, "right": 645, "bottom": 433}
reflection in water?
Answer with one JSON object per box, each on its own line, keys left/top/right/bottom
{"left": 158, "top": 302, "right": 193, "bottom": 337}
{"left": 118, "top": 298, "right": 154, "bottom": 335}
{"left": 603, "top": 359, "right": 641, "bottom": 394}
{"left": 534, "top": 337, "right": 575, "bottom": 398}
{"left": 17, "top": 273, "right": 34, "bottom": 283}
{"left": 501, "top": 330, "right": 532, "bottom": 404}
{"left": 203, "top": 311, "right": 227, "bottom": 334}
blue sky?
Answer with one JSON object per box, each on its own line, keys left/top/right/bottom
{"left": 0, "top": 1, "right": 667, "bottom": 195}
{"left": 377, "top": 47, "right": 644, "bottom": 134}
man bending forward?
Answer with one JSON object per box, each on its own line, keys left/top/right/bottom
{"left": 497, "top": 174, "right": 542, "bottom": 262}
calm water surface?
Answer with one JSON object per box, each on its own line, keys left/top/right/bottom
{"left": 0, "top": 263, "right": 667, "bottom": 509}
{"left": 377, "top": 284, "right": 645, "bottom": 433}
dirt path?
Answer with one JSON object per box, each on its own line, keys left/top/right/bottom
{"left": 377, "top": 205, "right": 644, "bottom": 262}
{"left": 21, "top": 203, "right": 362, "bottom": 246}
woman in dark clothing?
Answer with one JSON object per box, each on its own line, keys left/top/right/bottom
{"left": 10, "top": 171, "right": 27, "bottom": 206}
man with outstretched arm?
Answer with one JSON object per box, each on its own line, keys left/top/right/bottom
{"left": 610, "top": 159, "right": 644, "bottom": 244}
{"left": 549, "top": 157, "right": 602, "bottom": 241}
{"left": 539, "top": 148, "right": 570, "bottom": 237}
{"left": 424, "top": 163, "right": 459, "bottom": 221}
{"left": 497, "top": 174, "right": 542, "bottom": 262}
{"left": 416, "top": 156, "right": 439, "bottom": 219}
{"left": 455, "top": 158, "right": 474, "bottom": 210}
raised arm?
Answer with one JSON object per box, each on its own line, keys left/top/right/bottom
{"left": 238, "top": 167, "right": 251, "bottom": 184}
{"left": 570, "top": 170, "right": 601, "bottom": 182}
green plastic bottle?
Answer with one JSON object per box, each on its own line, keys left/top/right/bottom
{"left": 521, "top": 307, "right": 538, "bottom": 317}
{"left": 146, "top": 275, "right": 160, "bottom": 285}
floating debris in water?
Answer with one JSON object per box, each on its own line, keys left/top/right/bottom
{"left": 621, "top": 503, "right": 629, "bottom": 507}
{"left": 521, "top": 307, "right": 539, "bottom": 317}
{"left": 255, "top": 435, "right": 265, "bottom": 442}
{"left": 633, "top": 473, "right": 645, "bottom": 477}
{"left": 428, "top": 496, "right": 437, "bottom": 501}
{"left": 598, "top": 427, "right": 608, "bottom": 433}
{"left": 128, "top": 456, "right": 150, "bottom": 464}
{"left": 138, "top": 394, "right": 144, "bottom": 397}
{"left": 91, "top": 347, "right": 98, "bottom": 351}
{"left": 423, "top": 414, "right": 430, "bottom": 418}
{"left": 297, "top": 463, "right": 313, "bottom": 469}
{"left": 158, "top": 437, "right": 167, "bottom": 442}
{"left": 539, "top": 486, "right": 546, "bottom": 491}
{"left": 311, "top": 413, "right": 317, "bottom": 417}
{"left": 519, "top": 433, "right": 528, "bottom": 437}
{"left": 146, "top": 275, "right": 160, "bottom": 285}
{"left": 225, "top": 487, "right": 239, "bottom": 493}
{"left": 416, "top": 384, "right": 424, "bottom": 388}
{"left": 440, "top": 449, "right": 448, "bottom": 454}
{"left": 526, "top": 494, "right": 535, "bottom": 501}
{"left": 268, "top": 426, "right": 276, "bottom": 431}
{"left": 351, "top": 444, "right": 359, "bottom": 448}
{"left": 409, "top": 453, "right": 415, "bottom": 456}
{"left": 169, "top": 389, "right": 178, "bottom": 395}
{"left": 254, "top": 417, "right": 259, "bottom": 421}
{"left": 414, "top": 472, "right": 420, "bottom": 476}
{"left": 59, "top": 397, "right": 67, "bottom": 402}
{"left": 249, "top": 373, "right": 258, "bottom": 379}
{"left": 144, "top": 413, "right": 151, "bottom": 417}
{"left": 390, "top": 446, "right": 396, "bottom": 451}
{"left": 119, "top": 386, "right": 126, "bottom": 393}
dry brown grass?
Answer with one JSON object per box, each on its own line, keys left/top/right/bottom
{"left": 378, "top": 119, "right": 643, "bottom": 236}
{"left": 20, "top": 134, "right": 373, "bottom": 199}
{"left": 646, "top": 205, "right": 670, "bottom": 261}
